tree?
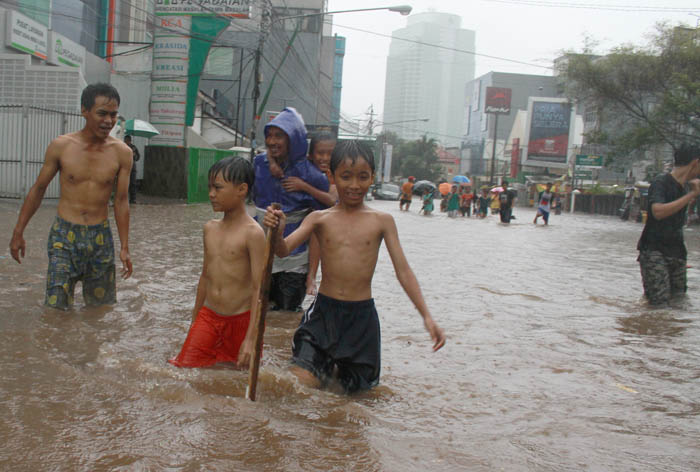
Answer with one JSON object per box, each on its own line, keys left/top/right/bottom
{"left": 397, "top": 135, "right": 442, "bottom": 181}
{"left": 559, "top": 23, "right": 700, "bottom": 166}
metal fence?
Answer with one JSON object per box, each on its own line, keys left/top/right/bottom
{"left": 0, "top": 105, "right": 83, "bottom": 199}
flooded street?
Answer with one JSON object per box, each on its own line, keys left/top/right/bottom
{"left": 1, "top": 198, "right": 699, "bottom": 471}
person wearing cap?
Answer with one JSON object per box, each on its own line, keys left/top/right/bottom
{"left": 400, "top": 176, "right": 415, "bottom": 211}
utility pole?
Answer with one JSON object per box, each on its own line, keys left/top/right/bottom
{"left": 366, "top": 105, "right": 376, "bottom": 136}
{"left": 489, "top": 113, "right": 499, "bottom": 185}
{"left": 249, "top": 2, "right": 271, "bottom": 162}
{"left": 235, "top": 48, "right": 244, "bottom": 146}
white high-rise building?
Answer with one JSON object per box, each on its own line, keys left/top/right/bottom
{"left": 383, "top": 12, "right": 475, "bottom": 147}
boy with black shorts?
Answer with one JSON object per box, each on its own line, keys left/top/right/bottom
{"left": 264, "top": 141, "right": 446, "bottom": 393}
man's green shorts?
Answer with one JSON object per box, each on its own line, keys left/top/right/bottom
{"left": 45, "top": 216, "right": 116, "bottom": 310}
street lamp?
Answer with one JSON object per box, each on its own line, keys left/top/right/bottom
{"left": 249, "top": 5, "right": 413, "bottom": 160}
{"left": 278, "top": 5, "right": 412, "bottom": 21}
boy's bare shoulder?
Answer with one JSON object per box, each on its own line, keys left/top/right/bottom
{"left": 203, "top": 218, "right": 223, "bottom": 233}
{"left": 360, "top": 205, "right": 394, "bottom": 223}
{"left": 243, "top": 214, "right": 265, "bottom": 239}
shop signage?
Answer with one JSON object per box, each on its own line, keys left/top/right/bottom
{"left": 155, "top": 0, "right": 252, "bottom": 18}
{"left": 484, "top": 87, "right": 512, "bottom": 115}
{"left": 6, "top": 10, "right": 47, "bottom": 59}
{"left": 575, "top": 154, "right": 603, "bottom": 168}
{"left": 47, "top": 31, "right": 85, "bottom": 72}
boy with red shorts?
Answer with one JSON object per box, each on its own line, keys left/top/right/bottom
{"left": 169, "top": 157, "right": 266, "bottom": 368}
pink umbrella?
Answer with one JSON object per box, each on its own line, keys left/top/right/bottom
{"left": 491, "top": 186, "right": 504, "bottom": 193}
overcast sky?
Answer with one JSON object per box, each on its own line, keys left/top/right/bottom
{"left": 327, "top": 0, "right": 699, "bottom": 126}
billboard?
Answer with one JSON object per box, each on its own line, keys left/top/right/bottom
{"left": 484, "top": 87, "right": 512, "bottom": 115}
{"left": 155, "top": 0, "right": 252, "bottom": 18}
{"left": 525, "top": 98, "right": 573, "bottom": 166}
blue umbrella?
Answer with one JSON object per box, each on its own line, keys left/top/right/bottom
{"left": 452, "top": 175, "right": 470, "bottom": 184}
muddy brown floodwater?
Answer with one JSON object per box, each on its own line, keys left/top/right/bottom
{"left": 1, "top": 198, "right": 699, "bottom": 471}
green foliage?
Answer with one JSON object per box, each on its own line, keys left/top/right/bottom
{"left": 560, "top": 23, "right": 700, "bottom": 164}
{"left": 377, "top": 133, "right": 442, "bottom": 181}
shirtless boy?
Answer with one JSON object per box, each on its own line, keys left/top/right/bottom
{"left": 169, "top": 157, "right": 265, "bottom": 368}
{"left": 9, "top": 83, "right": 134, "bottom": 310}
{"left": 264, "top": 140, "right": 446, "bottom": 392}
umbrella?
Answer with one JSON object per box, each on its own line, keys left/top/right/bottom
{"left": 413, "top": 180, "right": 436, "bottom": 194}
{"left": 438, "top": 182, "right": 452, "bottom": 196}
{"left": 124, "top": 119, "right": 160, "bottom": 138}
{"left": 491, "top": 186, "right": 504, "bottom": 193}
{"left": 452, "top": 175, "right": 470, "bottom": 184}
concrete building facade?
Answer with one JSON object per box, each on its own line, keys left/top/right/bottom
{"left": 383, "top": 12, "right": 475, "bottom": 147}
{"left": 462, "top": 72, "right": 560, "bottom": 178}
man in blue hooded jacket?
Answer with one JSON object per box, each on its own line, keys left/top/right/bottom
{"left": 254, "top": 108, "right": 329, "bottom": 311}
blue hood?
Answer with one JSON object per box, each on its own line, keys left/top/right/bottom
{"left": 253, "top": 108, "right": 330, "bottom": 257}
{"left": 264, "top": 107, "right": 308, "bottom": 165}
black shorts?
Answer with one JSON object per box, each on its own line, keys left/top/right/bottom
{"left": 291, "top": 293, "right": 381, "bottom": 392}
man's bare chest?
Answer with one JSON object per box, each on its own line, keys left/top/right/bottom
{"left": 59, "top": 153, "right": 119, "bottom": 186}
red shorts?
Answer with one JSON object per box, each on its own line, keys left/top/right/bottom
{"left": 169, "top": 306, "right": 251, "bottom": 368}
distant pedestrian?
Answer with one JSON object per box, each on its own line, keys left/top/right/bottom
{"left": 400, "top": 176, "right": 415, "bottom": 211}
{"left": 477, "top": 187, "right": 490, "bottom": 218}
{"left": 637, "top": 143, "right": 700, "bottom": 305}
{"left": 124, "top": 135, "right": 140, "bottom": 204}
{"left": 447, "top": 184, "right": 460, "bottom": 217}
{"left": 459, "top": 186, "right": 472, "bottom": 217}
{"left": 421, "top": 189, "right": 434, "bottom": 216}
{"left": 498, "top": 180, "right": 517, "bottom": 223}
{"left": 534, "top": 182, "right": 554, "bottom": 225}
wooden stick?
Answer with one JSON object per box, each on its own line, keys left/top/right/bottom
{"left": 246, "top": 203, "right": 280, "bottom": 401}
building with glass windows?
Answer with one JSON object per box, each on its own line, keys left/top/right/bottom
{"left": 383, "top": 12, "right": 475, "bottom": 147}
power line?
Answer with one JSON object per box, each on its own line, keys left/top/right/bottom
{"left": 330, "top": 21, "right": 554, "bottom": 70}
{"left": 478, "top": 0, "right": 700, "bottom": 13}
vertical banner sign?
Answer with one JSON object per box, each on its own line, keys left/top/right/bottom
{"left": 526, "top": 99, "right": 572, "bottom": 165}
{"left": 484, "top": 87, "right": 512, "bottom": 115}
{"left": 510, "top": 138, "right": 520, "bottom": 178}
{"left": 150, "top": 15, "right": 191, "bottom": 146}
{"left": 152, "top": 1, "right": 251, "bottom": 146}
{"left": 383, "top": 143, "right": 393, "bottom": 183}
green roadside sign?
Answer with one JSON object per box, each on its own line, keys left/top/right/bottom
{"left": 575, "top": 154, "right": 603, "bottom": 167}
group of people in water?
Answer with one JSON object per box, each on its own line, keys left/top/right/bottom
{"left": 9, "top": 82, "right": 700, "bottom": 396}
{"left": 399, "top": 178, "right": 556, "bottom": 225}
{"left": 8, "top": 83, "right": 445, "bottom": 396}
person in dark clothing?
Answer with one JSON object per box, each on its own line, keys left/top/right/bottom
{"left": 637, "top": 143, "right": 700, "bottom": 305}
{"left": 124, "top": 135, "right": 140, "bottom": 204}
{"left": 498, "top": 180, "right": 517, "bottom": 223}
{"left": 253, "top": 108, "right": 329, "bottom": 312}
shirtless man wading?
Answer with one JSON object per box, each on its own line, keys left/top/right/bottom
{"left": 10, "top": 83, "right": 134, "bottom": 310}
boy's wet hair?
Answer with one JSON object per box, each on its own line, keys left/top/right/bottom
{"left": 208, "top": 156, "right": 254, "bottom": 196}
{"left": 330, "top": 140, "right": 375, "bottom": 174}
{"left": 81, "top": 83, "right": 120, "bottom": 110}
{"left": 673, "top": 142, "right": 700, "bottom": 166}
{"left": 309, "top": 131, "right": 336, "bottom": 156}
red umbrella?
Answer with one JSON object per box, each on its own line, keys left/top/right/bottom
{"left": 438, "top": 182, "right": 452, "bottom": 195}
